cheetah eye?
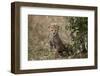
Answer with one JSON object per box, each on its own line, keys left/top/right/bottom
{"left": 51, "top": 30, "right": 53, "bottom": 31}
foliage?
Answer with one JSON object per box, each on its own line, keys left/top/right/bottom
{"left": 65, "top": 17, "right": 88, "bottom": 53}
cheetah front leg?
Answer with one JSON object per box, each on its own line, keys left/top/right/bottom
{"left": 49, "top": 41, "right": 54, "bottom": 51}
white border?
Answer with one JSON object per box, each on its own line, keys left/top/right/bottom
{"left": 20, "top": 7, "right": 95, "bottom": 70}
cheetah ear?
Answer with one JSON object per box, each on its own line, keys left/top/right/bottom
{"left": 48, "top": 25, "right": 50, "bottom": 29}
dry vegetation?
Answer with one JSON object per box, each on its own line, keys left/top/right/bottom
{"left": 28, "top": 15, "right": 87, "bottom": 60}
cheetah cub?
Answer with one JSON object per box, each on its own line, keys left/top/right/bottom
{"left": 48, "top": 23, "right": 69, "bottom": 58}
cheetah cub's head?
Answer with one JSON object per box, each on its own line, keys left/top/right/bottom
{"left": 48, "top": 23, "right": 59, "bottom": 36}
